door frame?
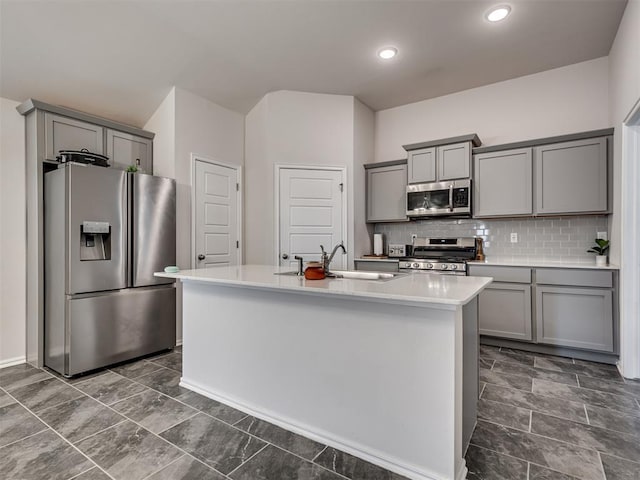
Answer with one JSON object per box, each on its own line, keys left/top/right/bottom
{"left": 620, "top": 98, "right": 640, "bottom": 379}
{"left": 191, "top": 154, "right": 243, "bottom": 269}
{"left": 274, "top": 164, "right": 348, "bottom": 267}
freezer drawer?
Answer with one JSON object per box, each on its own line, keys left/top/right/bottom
{"left": 64, "top": 286, "right": 176, "bottom": 376}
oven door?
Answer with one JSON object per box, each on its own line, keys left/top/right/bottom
{"left": 399, "top": 268, "right": 467, "bottom": 276}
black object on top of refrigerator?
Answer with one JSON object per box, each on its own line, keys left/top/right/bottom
{"left": 44, "top": 163, "right": 176, "bottom": 377}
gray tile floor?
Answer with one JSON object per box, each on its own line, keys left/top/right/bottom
{"left": 0, "top": 348, "right": 404, "bottom": 480}
{"left": 467, "top": 345, "right": 640, "bottom": 479}
{"left": 1, "top": 346, "right": 639, "bottom": 479}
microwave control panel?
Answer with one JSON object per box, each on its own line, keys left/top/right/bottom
{"left": 453, "top": 187, "right": 469, "bottom": 208}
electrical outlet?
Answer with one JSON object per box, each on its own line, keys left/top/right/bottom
{"left": 510, "top": 232, "right": 518, "bottom": 243}
{"left": 597, "top": 231, "right": 608, "bottom": 241}
{"left": 411, "top": 234, "right": 417, "bottom": 242}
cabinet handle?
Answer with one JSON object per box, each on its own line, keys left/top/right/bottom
{"left": 449, "top": 184, "right": 454, "bottom": 212}
{"left": 197, "top": 254, "right": 205, "bottom": 261}
{"left": 282, "top": 253, "right": 289, "bottom": 260}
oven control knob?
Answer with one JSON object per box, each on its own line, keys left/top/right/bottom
{"left": 426, "top": 263, "right": 433, "bottom": 269}
{"left": 451, "top": 264, "right": 458, "bottom": 270}
{"left": 440, "top": 264, "right": 448, "bottom": 270}
{"left": 412, "top": 263, "right": 420, "bottom": 268}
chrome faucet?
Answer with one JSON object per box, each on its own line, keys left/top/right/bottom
{"left": 320, "top": 242, "right": 346, "bottom": 275}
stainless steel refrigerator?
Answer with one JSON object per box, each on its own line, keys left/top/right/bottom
{"left": 44, "top": 163, "right": 176, "bottom": 377}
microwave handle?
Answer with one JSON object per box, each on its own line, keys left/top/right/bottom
{"left": 448, "top": 184, "right": 454, "bottom": 212}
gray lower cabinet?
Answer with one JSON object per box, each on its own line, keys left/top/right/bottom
{"left": 535, "top": 137, "right": 608, "bottom": 215}
{"left": 469, "top": 264, "right": 616, "bottom": 353}
{"left": 473, "top": 148, "right": 532, "bottom": 217}
{"left": 478, "top": 283, "right": 532, "bottom": 341}
{"left": 407, "top": 147, "right": 436, "bottom": 184}
{"left": 536, "top": 286, "right": 613, "bottom": 352}
{"left": 45, "top": 112, "right": 104, "bottom": 160}
{"left": 366, "top": 163, "right": 408, "bottom": 222}
{"left": 469, "top": 265, "right": 533, "bottom": 341}
{"left": 106, "top": 129, "right": 153, "bottom": 173}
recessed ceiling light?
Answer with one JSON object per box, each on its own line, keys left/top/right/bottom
{"left": 486, "top": 5, "right": 511, "bottom": 22}
{"left": 377, "top": 47, "right": 398, "bottom": 60}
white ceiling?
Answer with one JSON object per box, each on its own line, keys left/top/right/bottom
{"left": 0, "top": 0, "right": 627, "bottom": 127}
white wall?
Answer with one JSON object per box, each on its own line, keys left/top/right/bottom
{"left": 375, "top": 57, "right": 611, "bottom": 162}
{"left": 244, "top": 90, "right": 363, "bottom": 266}
{"left": 608, "top": 0, "right": 640, "bottom": 266}
{"left": 353, "top": 99, "right": 375, "bottom": 259}
{"left": 0, "top": 97, "right": 26, "bottom": 366}
{"left": 608, "top": 0, "right": 640, "bottom": 378}
{"left": 144, "top": 87, "right": 244, "bottom": 343}
{"left": 144, "top": 87, "right": 176, "bottom": 179}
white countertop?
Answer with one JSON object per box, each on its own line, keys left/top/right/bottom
{"left": 468, "top": 258, "right": 619, "bottom": 270}
{"left": 357, "top": 257, "right": 619, "bottom": 270}
{"left": 155, "top": 265, "right": 492, "bottom": 307}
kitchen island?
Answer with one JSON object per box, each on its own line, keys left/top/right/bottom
{"left": 156, "top": 265, "right": 492, "bottom": 480}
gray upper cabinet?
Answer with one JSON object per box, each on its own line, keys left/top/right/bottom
{"left": 534, "top": 137, "right": 608, "bottom": 215}
{"left": 106, "top": 129, "right": 153, "bottom": 173}
{"left": 407, "top": 142, "right": 471, "bottom": 184}
{"left": 437, "top": 142, "right": 470, "bottom": 181}
{"left": 474, "top": 148, "right": 532, "bottom": 217}
{"left": 407, "top": 147, "right": 436, "bottom": 184}
{"left": 366, "top": 163, "right": 408, "bottom": 223}
{"left": 45, "top": 113, "right": 104, "bottom": 161}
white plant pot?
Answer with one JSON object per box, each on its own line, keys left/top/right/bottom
{"left": 595, "top": 255, "right": 607, "bottom": 267}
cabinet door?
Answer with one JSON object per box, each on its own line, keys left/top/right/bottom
{"left": 106, "top": 130, "right": 153, "bottom": 173}
{"left": 407, "top": 147, "right": 436, "bottom": 184}
{"left": 536, "top": 286, "right": 613, "bottom": 352}
{"left": 477, "top": 283, "right": 532, "bottom": 341}
{"left": 366, "top": 164, "right": 407, "bottom": 222}
{"left": 437, "top": 142, "right": 470, "bottom": 181}
{"left": 45, "top": 113, "right": 104, "bottom": 160}
{"left": 535, "top": 137, "right": 607, "bottom": 215}
{"left": 473, "top": 148, "right": 532, "bottom": 217}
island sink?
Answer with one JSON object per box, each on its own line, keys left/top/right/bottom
{"left": 274, "top": 270, "right": 403, "bottom": 281}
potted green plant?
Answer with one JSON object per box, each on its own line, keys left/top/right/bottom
{"left": 587, "top": 238, "right": 610, "bottom": 266}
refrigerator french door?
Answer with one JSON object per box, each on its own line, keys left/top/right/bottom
{"left": 45, "top": 163, "right": 176, "bottom": 376}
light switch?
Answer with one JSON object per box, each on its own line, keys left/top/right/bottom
{"left": 510, "top": 232, "right": 518, "bottom": 243}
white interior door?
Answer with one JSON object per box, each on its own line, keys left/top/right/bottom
{"left": 279, "top": 167, "right": 345, "bottom": 269}
{"left": 194, "top": 159, "right": 239, "bottom": 268}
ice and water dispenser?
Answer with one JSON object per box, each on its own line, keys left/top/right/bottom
{"left": 80, "top": 221, "right": 111, "bottom": 261}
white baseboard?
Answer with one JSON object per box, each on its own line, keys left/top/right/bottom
{"left": 180, "top": 377, "right": 450, "bottom": 480}
{"left": 0, "top": 356, "right": 26, "bottom": 369}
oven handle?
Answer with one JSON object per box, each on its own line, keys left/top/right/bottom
{"left": 449, "top": 184, "right": 454, "bottom": 212}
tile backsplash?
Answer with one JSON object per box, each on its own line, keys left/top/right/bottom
{"left": 374, "top": 215, "right": 608, "bottom": 262}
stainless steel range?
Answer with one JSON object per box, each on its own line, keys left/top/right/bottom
{"left": 399, "top": 237, "right": 477, "bottom": 276}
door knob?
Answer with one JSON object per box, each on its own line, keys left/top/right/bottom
{"left": 282, "top": 253, "right": 289, "bottom": 260}
{"left": 197, "top": 254, "right": 205, "bottom": 260}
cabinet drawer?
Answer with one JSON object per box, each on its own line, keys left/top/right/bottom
{"left": 468, "top": 265, "right": 531, "bottom": 283}
{"left": 536, "top": 269, "right": 613, "bottom": 288}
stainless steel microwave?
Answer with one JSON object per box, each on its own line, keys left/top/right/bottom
{"left": 406, "top": 179, "right": 471, "bottom": 218}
